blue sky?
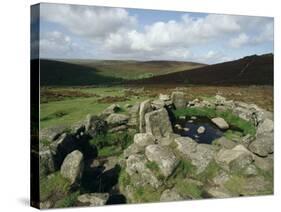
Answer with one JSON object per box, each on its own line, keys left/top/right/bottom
{"left": 37, "top": 3, "right": 273, "bottom": 64}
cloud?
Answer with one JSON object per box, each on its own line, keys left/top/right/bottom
{"left": 39, "top": 4, "right": 273, "bottom": 62}
{"left": 40, "top": 4, "right": 137, "bottom": 39}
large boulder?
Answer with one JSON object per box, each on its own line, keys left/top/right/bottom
{"left": 248, "top": 133, "right": 273, "bottom": 157}
{"left": 145, "top": 144, "right": 179, "bottom": 177}
{"left": 160, "top": 189, "right": 183, "bottom": 202}
{"left": 85, "top": 115, "right": 108, "bottom": 137}
{"left": 171, "top": 91, "right": 187, "bottom": 109}
{"left": 211, "top": 117, "right": 229, "bottom": 130}
{"left": 174, "top": 137, "right": 216, "bottom": 173}
{"left": 39, "top": 150, "right": 55, "bottom": 177}
{"left": 215, "top": 145, "right": 254, "bottom": 172}
{"left": 133, "top": 133, "right": 156, "bottom": 147}
{"left": 60, "top": 150, "right": 84, "bottom": 185}
{"left": 145, "top": 108, "right": 173, "bottom": 137}
{"left": 127, "top": 103, "right": 140, "bottom": 127}
{"left": 139, "top": 100, "right": 153, "bottom": 133}
{"left": 254, "top": 154, "right": 273, "bottom": 171}
{"left": 257, "top": 118, "right": 274, "bottom": 135}
{"left": 105, "top": 113, "right": 129, "bottom": 127}
{"left": 77, "top": 193, "right": 109, "bottom": 206}
{"left": 123, "top": 143, "right": 143, "bottom": 158}
{"left": 126, "top": 154, "right": 162, "bottom": 188}
{"left": 205, "top": 187, "right": 233, "bottom": 198}
{"left": 213, "top": 137, "right": 237, "bottom": 149}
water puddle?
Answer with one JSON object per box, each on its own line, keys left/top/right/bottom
{"left": 173, "top": 116, "right": 224, "bottom": 144}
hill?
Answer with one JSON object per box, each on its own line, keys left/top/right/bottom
{"left": 38, "top": 59, "right": 204, "bottom": 86}
{"left": 131, "top": 54, "right": 273, "bottom": 86}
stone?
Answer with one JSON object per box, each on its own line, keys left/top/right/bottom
{"left": 216, "top": 145, "right": 254, "bottom": 172}
{"left": 145, "top": 108, "right": 173, "bottom": 137}
{"left": 183, "top": 127, "right": 190, "bottom": 132}
{"left": 238, "top": 176, "right": 272, "bottom": 196}
{"left": 206, "top": 187, "right": 233, "bottom": 198}
{"left": 248, "top": 133, "right": 273, "bottom": 157}
{"left": 212, "top": 170, "right": 230, "bottom": 186}
{"left": 197, "top": 126, "right": 206, "bottom": 134}
{"left": 123, "top": 144, "right": 143, "bottom": 158}
{"left": 134, "top": 133, "right": 156, "bottom": 147}
{"left": 126, "top": 154, "right": 162, "bottom": 188}
{"left": 102, "top": 104, "right": 120, "bottom": 115}
{"left": 158, "top": 137, "right": 175, "bottom": 146}
{"left": 77, "top": 193, "right": 109, "bottom": 206}
{"left": 160, "top": 189, "right": 183, "bottom": 202}
{"left": 175, "top": 137, "right": 216, "bottom": 173}
{"left": 39, "top": 150, "right": 55, "bottom": 177}
{"left": 85, "top": 115, "right": 108, "bottom": 137}
{"left": 145, "top": 144, "right": 179, "bottom": 177}
{"left": 108, "top": 124, "right": 127, "bottom": 133}
{"left": 211, "top": 117, "right": 229, "bottom": 130}
{"left": 40, "top": 200, "right": 52, "bottom": 209}
{"left": 243, "top": 164, "right": 258, "bottom": 176}
{"left": 40, "top": 126, "right": 66, "bottom": 142}
{"left": 175, "top": 124, "right": 182, "bottom": 130}
{"left": 254, "top": 155, "right": 273, "bottom": 171}
{"left": 127, "top": 103, "right": 140, "bottom": 127}
{"left": 105, "top": 113, "right": 129, "bottom": 127}
{"left": 151, "top": 99, "right": 165, "bottom": 110}
{"left": 215, "top": 95, "right": 226, "bottom": 105}
{"left": 213, "top": 137, "right": 237, "bottom": 149}
{"left": 171, "top": 91, "right": 187, "bottom": 109}
{"left": 50, "top": 133, "right": 77, "bottom": 168}
{"left": 60, "top": 150, "right": 84, "bottom": 185}
{"left": 257, "top": 118, "right": 274, "bottom": 134}
{"left": 159, "top": 94, "right": 170, "bottom": 101}
{"left": 139, "top": 99, "right": 153, "bottom": 133}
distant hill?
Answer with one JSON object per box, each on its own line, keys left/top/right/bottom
{"left": 131, "top": 54, "right": 273, "bottom": 86}
{"left": 39, "top": 59, "right": 205, "bottom": 86}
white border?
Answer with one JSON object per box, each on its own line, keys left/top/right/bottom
{"left": 0, "top": 0, "right": 280, "bottom": 211}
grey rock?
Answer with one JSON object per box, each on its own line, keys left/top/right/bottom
{"left": 206, "top": 187, "right": 233, "bottom": 198}
{"left": 108, "top": 124, "right": 127, "bottom": 133}
{"left": 160, "top": 189, "right": 183, "bottom": 202}
{"left": 216, "top": 145, "right": 254, "bottom": 172}
{"left": 60, "top": 150, "right": 84, "bottom": 185}
{"left": 40, "top": 200, "right": 52, "bottom": 209}
{"left": 77, "top": 193, "right": 109, "bottom": 206}
{"left": 145, "top": 108, "right": 173, "bottom": 137}
{"left": 151, "top": 99, "right": 165, "bottom": 110}
{"left": 249, "top": 133, "right": 273, "bottom": 157}
{"left": 145, "top": 144, "right": 178, "bottom": 177}
{"left": 40, "top": 126, "right": 66, "bottom": 142}
{"left": 85, "top": 115, "right": 108, "bottom": 137}
{"left": 257, "top": 118, "right": 274, "bottom": 135}
{"left": 212, "top": 170, "right": 230, "bottom": 186}
{"left": 254, "top": 154, "right": 273, "bottom": 171}
{"left": 171, "top": 91, "right": 187, "bottom": 109}
{"left": 211, "top": 117, "right": 229, "bottom": 130}
{"left": 39, "top": 150, "right": 55, "bottom": 177}
{"left": 243, "top": 164, "right": 259, "bottom": 176}
{"left": 128, "top": 103, "right": 140, "bottom": 127}
{"left": 123, "top": 143, "right": 143, "bottom": 158}
{"left": 213, "top": 137, "right": 237, "bottom": 149}
{"left": 159, "top": 94, "right": 170, "bottom": 101}
{"left": 126, "top": 154, "right": 161, "bottom": 188}
{"left": 105, "top": 113, "right": 129, "bottom": 127}
{"left": 102, "top": 104, "right": 120, "bottom": 115}
{"left": 134, "top": 133, "right": 156, "bottom": 147}
{"left": 139, "top": 99, "right": 153, "bottom": 133}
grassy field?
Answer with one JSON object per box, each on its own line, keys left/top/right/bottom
{"left": 40, "top": 85, "right": 273, "bottom": 130}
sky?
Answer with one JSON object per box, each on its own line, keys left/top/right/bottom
{"left": 35, "top": 3, "right": 274, "bottom": 64}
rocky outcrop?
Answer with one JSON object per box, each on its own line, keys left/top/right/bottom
{"left": 133, "top": 133, "right": 156, "bottom": 147}
{"left": 60, "top": 150, "right": 84, "bottom": 185}
{"left": 160, "top": 189, "right": 183, "bottom": 202}
{"left": 248, "top": 133, "right": 273, "bottom": 157}
{"left": 139, "top": 99, "right": 153, "bottom": 133}
{"left": 105, "top": 113, "right": 129, "bottom": 127}
{"left": 102, "top": 104, "right": 120, "bottom": 115}
{"left": 213, "top": 137, "right": 237, "bottom": 149}
{"left": 145, "top": 108, "right": 173, "bottom": 137}
{"left": 145, "top": 144, "right": 178, "bottom": 177}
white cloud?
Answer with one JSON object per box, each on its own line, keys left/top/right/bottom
{"left": 230, "top": 33, "right": 249, "bottom": 48}
{"left": 40, "top": 4, "right": 137, "bottom": 39}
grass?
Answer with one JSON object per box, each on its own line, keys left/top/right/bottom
{"left": 40, "top": 172, "right": 71, "bottom": 202}
{"left": 54, "top": 191, "right": 79, "bottom": 208}
{"left": 173, "top": 107, "right": 256, "bottom": 136}
{"left": 146, "top": 161, "right": 165, "bottom": 181}
{"left": 197, "top": 160, "right": 221, "bottom": 183}
{"left": 90, "top": 132, "right": 134, "bottom": 157}
{"left": 40, "top": 87, "right": 149, "bottom": 129}
{"left": 174, "top": 179, "right": 203, "bottom": 199}
{"left": 133, "top": 186, "right": 162, "bottom": 203}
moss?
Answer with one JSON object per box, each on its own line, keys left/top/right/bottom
{"left": 54, "top": 191, "right": 80, "bottom": 208}
{"left": 174, "top": 179, "right": 203, "bottom": 199}
{"left": 197, "top": 160, "right": 221, "bottom": 183}
{"left": 118, "top": 169, "right": 131, "bottom": 190}
{"left": 133, "top": 186, "right": 162, "bottom": 203}
{"left": 170, "top": 160, "right": 197, "bottom": 179}
{"left": 40, "top": 172, "right": 71, "bottom": 202}
{"left": 224, "top": 175, "right": 246, "bottom": 195}
{"left": 173, "top": 107, "right": 256, "bottom": 136}
{"left": 146, "top": 161, "right": 165, "bottom": 181}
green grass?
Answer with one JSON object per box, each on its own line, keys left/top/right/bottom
{"left": 90, "top": 132, "right": 134, "bottom": 157}
{"left": 40, "top": 172, "right": 71, "bottom": 201}
{"left": 40, "top": 87, "right": 149, "bottom": 129}
{"left": 173, "top": 107, "right": 256, "bottom": 136}
{"left": 54, "top": 191, "right": 79, "bottom": 208}
{"left": 174, "top": 179, "right": 203, "bottom": 199}
{"left": 197, "top": 160, "right": 221, "bottom": 183}
{"left": 133, "top": 186, "right": 162, "bottom": 203}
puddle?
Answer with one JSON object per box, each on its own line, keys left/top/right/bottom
{"left": 173, "top": 116, "right": 224, "bottom": 144}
